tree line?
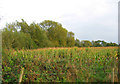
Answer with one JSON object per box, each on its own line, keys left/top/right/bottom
{"left": 2, "top": 19, "right": 118, "bottom": 49}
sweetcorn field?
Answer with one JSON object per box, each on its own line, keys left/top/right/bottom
{"left": 2, "top": 47, "right": 118, "bottom": 82}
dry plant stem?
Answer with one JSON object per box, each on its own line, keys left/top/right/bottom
{"left": 18, "top": 67, "right": 24, "bottom": 84}
{"left": 112, "top": 68, "right": 114, "bottom": 83}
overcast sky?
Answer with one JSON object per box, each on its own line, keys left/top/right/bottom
{"left": 0, "top": 0, "right": 119, "bottom": 43}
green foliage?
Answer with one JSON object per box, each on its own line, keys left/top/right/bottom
{"left": 75, "top": 39, "right": 80, "bottom": 47}
{"left": 2, "top": 19, "right": 76, "bottom": 49}
{"left": 29, "top": 22, "right": 51, "bottom": 48}
{"left": 2, "top": 47, "right": 118, "bottom": 82}
{"left": 17, "top": 19, "right": 29, "bottom": 33}
{"left": 2, "top": 28, "right": 37, "bottom": 49}
{"left": 80, "top": 40, "right": 92, "bottom": 47}
{"left": 66, "top": 32, "right": 75, "bottom": 47}
{"left": 40, "top": 20, "right": 68, "bottom": 47}
{"left": 2, "top": 19, "right": 118, "bottom": 49}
